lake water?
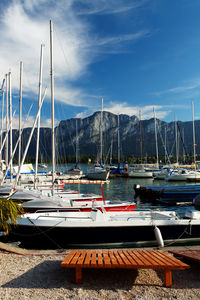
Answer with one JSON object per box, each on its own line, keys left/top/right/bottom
{"left": 40, "top": 163, "right": 195, "bottom": 217}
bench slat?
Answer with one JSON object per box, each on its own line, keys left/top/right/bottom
{"left": 61, "top": 250, "right": 77, "bottom": 266}
{"left": 117, "top": 250, "right": 132, "bottom": 267}
{"left": 153, "top": 250, "right": 178, "bottom": 266}
{"left": 113, "top": 250, "right": 126, "bottom": 265}
{"left": 130, "top": 250, "right": 154, "bottom": 267}
{"left": 127, "top": 250, "right": 146, "bottom": 266}
{"left": 151, "top": 250, "right": 180, "bottom": 268}
{"left": 70, "top": 250, "right": 82, "bottom": 266}
{"left": 108, "top": 250, "right": 119, "bottom": 266}
{"left": 156, "top": 250, "right": 190, "bottom": 269}
{"left": 102, "top": 250, "right": 112, "bottom": 268}
{"left": 84, "top": 250, "right": 92, "bottom": 266}
{"left": 77, "top": 250, "right": 87, "bottom": 265}
{"left": 140, "top": 250, "right": 167, "bottom": 267}
{"left": 138, "top": 250, "right": 157, "bottom": 267}
{"left": 121, "top": 250, "right": 138, "bottom": 266}
{"left": 91, "top": 250, "right": 97, "bottom": 267}
{"left": 97, "top": 250, "right": 103, "bottom": 266}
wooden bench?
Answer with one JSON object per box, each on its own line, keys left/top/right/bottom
{"left": 169, "top": 250, "right": 200, "bottom": 263}
{"left": 61, "top": 249, "right": 190, "bottom": 287}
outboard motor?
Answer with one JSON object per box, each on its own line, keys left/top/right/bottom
{"left": 193, "top": 194, "right": 200, "bottom": 211}
{"left": 133, "top": 184, "right": 141, "bottom": 196}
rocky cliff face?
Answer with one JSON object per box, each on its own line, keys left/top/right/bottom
{"left": 5, "top": 111, "right": 200, "bottom": 161}
{"left": 55, "top": 111, "right": 200, "bottom": 160}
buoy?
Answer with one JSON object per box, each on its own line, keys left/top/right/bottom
{"left": 154, "top": 226, "right": 164, "bottom": 248}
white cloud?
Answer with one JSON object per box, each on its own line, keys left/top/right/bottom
{"left": 75, "top": 0, "right": 147, "bottom": 15}
{"left": 76, "top": 111, "right": 89, "bottom": 119}
{"left": 104, "top": 103, "right": 171, "bottom": 119}
{"left": 153, "top": 78, "right": 200, "bottom": 97}
{"left": 0, "top": 0, "right": 149, "bottom": 109}
{"left": 3, "top": 115, "right": 59, "bottom": 129}
{"left": 75, "top": 102, "right": 174, "bottom": 120}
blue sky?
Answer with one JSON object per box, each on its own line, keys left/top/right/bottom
{"left": 1, "top": 0, "right": 200, "bottom": 128}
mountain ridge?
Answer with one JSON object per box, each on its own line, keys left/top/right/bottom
{"left": 4, "top": 111, "right": 199, "bottom": 163}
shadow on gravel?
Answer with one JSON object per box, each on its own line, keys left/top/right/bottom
{"left": 168, "top": 260, "right": 200, "bottom": 289}
{"left": 3, "top": 259, "right": 199, "bottom": 290}
{"left": 2, "top": 260, "right": 139, "bottom": 290}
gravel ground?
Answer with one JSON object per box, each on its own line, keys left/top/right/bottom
{"left": 0, "top": 248, "right": 200, "bottom": 300}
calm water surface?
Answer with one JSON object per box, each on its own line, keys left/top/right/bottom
{"left": 40, "top": 163, "right": 195, "bottom": 217}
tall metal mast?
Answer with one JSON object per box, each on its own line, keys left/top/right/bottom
{"left": 164, "top": 126, "right": 167, "bottom": 164}
{"left": 75, "top": 119, "right": 79, "bottom": 165}
{"left": 153, "top": 107, "right": 159, "bottom": 167}
{"left": 192, "top": 100, "right": 196, "bottom": 168}
{"left": 110, "top": 138, "right": 113, "bottom": 165}
{"left": 174, "top": 114, "right": 178, "bottom": 164}
{"left": 100, "top": 96, "right": 103, "bottom": 164}
{"left": 117, "top": 114, "right": 120, "bottom": 165}
{"left": 18, "top": 62, "right": 23, "bottom": 166}
{"left": 139, "top": 110, "right": 142, "bottom": 164}
{"left": 5, "top": 74, "right": 8, "bottom": 165}
{"left": 35, "top": 44, "right": 44, "bottom": 188}
{"left": 9, "top": 72, "right": 13, "bottom": 182}
{"left": 183, "top": 128, "right": 185, "bottom": 164}
{"left": 50, "top": 20, "right": 55, "bottom": 195}
{"left": 0, "top": 79, "right": 5, "bottom": 161}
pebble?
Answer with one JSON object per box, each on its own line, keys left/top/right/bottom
{"left": 0, "top": 250, "right": 200, "bottom": 300}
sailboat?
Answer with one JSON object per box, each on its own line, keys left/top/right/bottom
{"left": 128, "top": 111, "right": 153, "bottom": 178}
{"left": 87, "top": 97, "right": 110, "bottom": 181}
{"left": 65, "top": 119, "right": 83, "bottom": 177}
{"left": 109, "top": 114, "right": 128, "bottom": 176}
{"left": 166, "top": 102, "right": 200, "bottom": 182}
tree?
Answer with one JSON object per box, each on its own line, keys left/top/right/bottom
{"left": 0, "top": 199, "right": 24, "bottom": 233}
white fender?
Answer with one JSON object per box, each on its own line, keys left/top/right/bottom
{"left": 154, "top": 226, "right": 164, "bottom": 248}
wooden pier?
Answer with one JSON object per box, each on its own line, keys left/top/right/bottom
{"left": 61, "top": 179, "right": 110, "bottom": 184}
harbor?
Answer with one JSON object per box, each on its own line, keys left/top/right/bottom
{"left": 1, "top": 162, "right": 200, "bottom": 250}
{"left": 1, "top": 2, "right": 200, "bottom": 298}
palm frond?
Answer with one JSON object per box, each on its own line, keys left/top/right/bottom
{"left": 0, "top": 198, "right": 24, "bottom": 233}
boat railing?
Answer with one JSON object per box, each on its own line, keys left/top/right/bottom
{"left": 34, "top": 208, "right": 82, "bottom": 213}
{"left": 34, "top": 214, "right": 93, "bottom": 221}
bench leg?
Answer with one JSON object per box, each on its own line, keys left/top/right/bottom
{"left": 164, "top": 269, "right": 172, "bottom": 287}
{"left": 75, "top": 268, "right": 82, "bottom": 284}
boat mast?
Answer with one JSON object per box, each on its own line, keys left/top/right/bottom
{"left": 183, "top": 128, "right": 185, "bottom": 164}
{"left": 192, "top": 100, "right": 196, "bottom": 169}
{"left": 9, "top": 71, "right": 12, "bottom": 182}
{"left": 117, "top": 114, "right": 120, "bottom": 166}
{"left": 18, "top": 62, "right": 23, "bottom": 166}
{"left": 35, "top": 44, "right": 44, "bottom": 188}
{"left": 100, "top": 96, "right": 103, "bottom": 165}
{"left": 0, "top": 79, "right": 5, "bottom": 161}
{"left": 75, "top": 119, "right": 79, "bottom": 165}
{"left": 50, "top": 20, "right": 55, "bottom": 195}
{"left": 174, "top": 114, "right": 178, "bottom": 165}
{"left": 139, "top": 110, "right": 142, "bottom": 164}
{"left": 164, "top": 126, "right": 167, "bottom": 164}
{"left": 110, "top": 138, "right": 113, "bottom": 165}
{"left": 5, "top": 74, "right": 8, "bottom": 166}
{"left": 13, "top": 89, "right": 46, "bottom": 187}
{"left": 153, "top": 107, "right": 159, "bottom": 168}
